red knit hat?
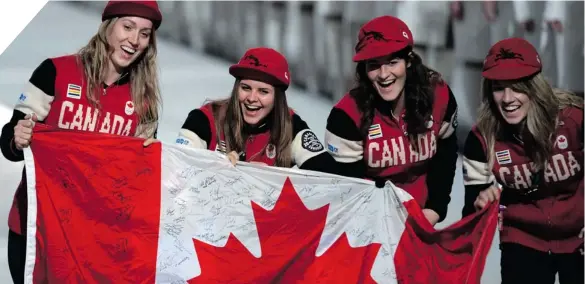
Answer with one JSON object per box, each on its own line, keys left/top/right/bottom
{"left": 229, "top": 47, "right": 291, "bottom": 90}
{"left": 353, "top": 16, "right": 414, "bottom": 62}
{"left": 102, "top": 1, "right": 163, "bottom": 30}
{"left": 482, "top": 37, "right": 542, "bottom": 80}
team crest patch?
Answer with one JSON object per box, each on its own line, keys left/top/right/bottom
{"left": 556, "top": 135, "right": 568, "bottom": 149}
{"left": 66, "top": 83, "right": 81, "bottom": 99}
{"left": 125, "top": 101, "right": 135, "bottom": 115}
{"left": 266, "top": 144, "right": 276, "bottom": 159}
{"left": 301, "top": 131, "right": 324, "bottom": 152}
{"left": 18, "top": 93, "right": 26, "bottom": 103}
{"left": 368, "top": 124, "right": 383, "bottom": 139}
{"left": 495, "top": 150, "right": 512, "bottom": 165}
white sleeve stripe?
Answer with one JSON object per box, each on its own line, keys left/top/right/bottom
{"left": 324, "top": 130, "right": 363, "bottom": 163}
{"left": 14, "top": 82, "right": 54, "bottom": 121}
{"left": 292, "top": 129, "right": 326, "bottom": 166}
{"left": 438, "top": 108, "right": 456, "bottom": 139}
{"left": 176, "top": 128, "right": 208, "bottom": 149}
{"left": 463, "top": 157, "right": 495, "bottom": 185}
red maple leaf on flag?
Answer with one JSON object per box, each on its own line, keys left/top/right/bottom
{"left": 188, "top": 178, "right": 382, "bottom": 283}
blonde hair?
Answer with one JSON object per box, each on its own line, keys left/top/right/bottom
{"left": 209, "top": 80, "right": 294, "bottom": 167}
{"left": 477, "top": 73, "right": 583, "bottom": 171}
{"left": 77, "top": 18, "right": 161, "bottom": 137}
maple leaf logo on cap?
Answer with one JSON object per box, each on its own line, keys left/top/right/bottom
{"left": 243, "top": 54, "right": 268, "bottom": 68}
{"left": 188, "top": 178, "right": 381, "bottom": 283}
{"left": 355, "top": 30, "right": 388, "bottom": 53}
{"left": 495, "top": 48, "right": 524, "bottom": 62}
{"left": 126, "top": 102, "right": 134, "bottom": 108}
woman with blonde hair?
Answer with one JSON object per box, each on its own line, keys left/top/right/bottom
{"left": 176, "top": 47, "right": 339, "bottom": 173}
{"left": 462, "top": 37, "right": 583, "bottom": 283}
{"left": 0, "top": 1, "right": 163, "bottom": 282}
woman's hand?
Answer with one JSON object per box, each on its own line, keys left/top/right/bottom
{"left": 226, "top": 151, "right": 239, "bottom": 166}
{"left": 13, "top": 113, "right": 38, "bottom": 150}
{"left": 474, "top": 185, "right": 501, "bottom": 211}
{"left": 143, "top": 138, "right": 158, "bottom": 147}
{"left": 422, "top": 209, "right": 440, "bottom": 226}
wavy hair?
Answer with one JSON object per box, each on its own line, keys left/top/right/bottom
{"left": 208, "top": 80, "right": 294, "bottom": 167}
{"left": 477, "top": 73, "right": 584, "bottom": 171}
{"left": 77, "top": 18, "right": 161, "bottom": 138}
{"left": 350, "top": 47, "right": 442, "bottom": 141}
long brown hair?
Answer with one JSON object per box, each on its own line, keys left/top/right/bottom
{"left": 77, "top": 18, "right": 161, "bottom": 137}
{"left": 477, "top": 73, "right": 584, "bottom": 171}
{"left": 350, "top": 47, "right": 442, "bottom": 140}
{"left": 208, "top": 79, "right": 294, "bottom": 167}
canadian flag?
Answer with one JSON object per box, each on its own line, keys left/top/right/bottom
{"left": 22, "top": 124, "right": 498, "bottom": 283}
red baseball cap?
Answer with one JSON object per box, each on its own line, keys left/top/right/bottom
{"left": 229, "top": 47, "right": 291, "bottom": 90}
{"left": 482, "top": 37, "right": 542, "bottom": 80}
{"left": 102, "top": 1, "right": 163, "bottom": 30}
{"left": 353, "top": 16, "right": 414, "bottom": 62}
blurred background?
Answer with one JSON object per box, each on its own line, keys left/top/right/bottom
{"left": 0, "top": 1, "right": 582, "bottom": 283}
{"left": 72, "top": 0, "right": 584, "bottom": 147}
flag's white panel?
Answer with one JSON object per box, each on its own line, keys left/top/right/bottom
{"left": 0, "top": 1, "right": 48, "bottom": 56}
{"left": 155, "top": 143, "right": 414, "bottom": 284}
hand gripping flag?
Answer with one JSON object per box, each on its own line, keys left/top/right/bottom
{"left": 21, "top": 124, "right": 498, "bottom": 283}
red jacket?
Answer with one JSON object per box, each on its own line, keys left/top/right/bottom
{"left": 0, "top": 55, "right": 143, "bottom": 235}
{"left": 323, "top": 82, "right": 459, "bottom": 222}
{"left": 462, "top": 106, "right": 584, "bottom": 254}
{"left": 177, "top": 103, "right": 340, "bottom": 173}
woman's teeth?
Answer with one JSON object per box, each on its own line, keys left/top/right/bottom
{"left": 378, "top": 80, "right": 395, "bottom": 88}
{"left": 121, "top": 46, "right": 136, "bottom": 54}
{"left": 503, "top": 105, "right": 520, "bottom": 112}
{"left": 245, "top": 104, "right": 261, "bottom": 111}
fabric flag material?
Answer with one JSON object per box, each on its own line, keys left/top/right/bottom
{"left": 22, "top": 124, "right": 498, "bottom": 283}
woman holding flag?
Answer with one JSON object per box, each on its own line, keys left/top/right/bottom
{"left": 323, "top": 15, "right": 460, "bottom": 226}
{"left": 175, "top": 47, "right": 340, "bottom": 173}
{"left": 461, "top": 37, "right": 584, "bottom": 283}
{"left": 0, "top": 1, "right": 164, "bottom": 282}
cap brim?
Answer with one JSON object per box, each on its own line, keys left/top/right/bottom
{"left": 352, "top": 42, "right": 409, "bottom": 62}
{"left": 229, "top": 65, "right": 288, "bottom": 90}
{"left": 482, "top": 65, "right": 540, "bottom": 80}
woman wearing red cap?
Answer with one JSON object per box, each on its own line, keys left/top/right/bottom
{"left": 176, "top": 47, "right": 339, "bottom": 172}
{"left": 0, "top": 1, "right": 163, "bottom": 282}
{"left": 323, "top": 15, "right": 459, "bottom": 226}
{"left": 462, "top": 37, "right": 583, "bottom": 283}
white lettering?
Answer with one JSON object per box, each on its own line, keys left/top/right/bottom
{"left": 391, "top": 137, "right": 406, "bottom": 165}
{"left": 567, "top": 152, "right": 581, "bottom": 177}
{"left": 99, "top": 112, "right": 111, "bottom": 134}
{"left": 58, "top": 101, "right": 74, "bottom": 128}
{"left": 112, "top": 115, "right": 124, "bottom": 135}
{"left": 83, "top": 106, "right": 98, "bottom": 131}
{"left": 70, "top": 104, "right": 84, "bottom": 130}
{"left": 121, "top": 120, "right": 133, "bottom": 136}
{"left": 552, "top": 154, "right": 570, "bottom": 181}
{"left": 56, "top": 101, "right": 133, "bottom": 136}
{"left": 498, "top": 152, "right": 582, "bottom": 189}
{"left": 368, "top": 133, "right": 435, "bottom": 168}
{"left": 368, "top": 142, "right": 380, "bottom": 167}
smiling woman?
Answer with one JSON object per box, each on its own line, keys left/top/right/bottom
{"left": 0, "top": 1, "right": 163, "bottom": 283}
{"left": 462, "top": 37, "right": 584, "bottom": 284}
{"left": 324, "top": 15, "right": 460, "bottom": 227}
{"left": 175, "top": 47, "right": 341, "bottom": 175}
